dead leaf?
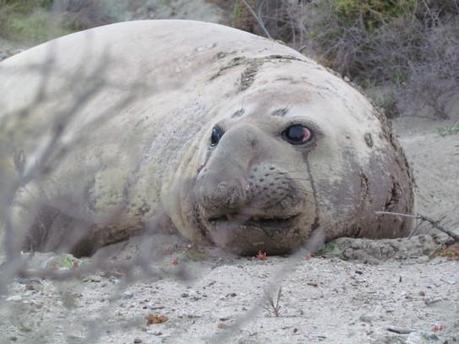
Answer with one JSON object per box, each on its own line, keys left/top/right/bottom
{"left": 255, "top": 250, "right": 267, "bottom": 261}
{"left": 146, "top": 314, "right": 168, "bottom": 325}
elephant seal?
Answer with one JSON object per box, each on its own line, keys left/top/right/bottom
{"left": 0, "top": 20, "right": 414, "bottom": 256}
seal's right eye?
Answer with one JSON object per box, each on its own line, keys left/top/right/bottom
{"left": 210, "top": 126, "right": 224, "bottom": 146}
{"left": 282, "top": 124, "right": 312, "bottom": 145}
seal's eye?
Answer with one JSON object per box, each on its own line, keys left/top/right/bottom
{"left": 282, "top": 124, "right": 312, "bottom": 145}
{"left": 210, "top": 126, "right": 224, "bottom": 146}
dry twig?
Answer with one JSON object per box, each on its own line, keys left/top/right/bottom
{"left": 239, "top": 0, "right": 273, "bottom": 39}
{"left": 375, "top": 211, "right": 458, "bottom": 242}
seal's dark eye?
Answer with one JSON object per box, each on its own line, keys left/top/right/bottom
{"left": 282, "top": 124, "right": 312, "bottom": 145}
{"left": 210, "top": 126, "right": 224, "bottom": 146}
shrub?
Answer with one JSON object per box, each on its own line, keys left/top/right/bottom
{"left": 0, "top": 0, "right": 54, "bottom": 13}
{"left": 0, "top": 0, "right": 71, "bottom": 43}
{"left": 397, "top": 19, "right": 459, "bottom": 119}
{"left": 236, "top": 0, "right": 459, "bottom": 119}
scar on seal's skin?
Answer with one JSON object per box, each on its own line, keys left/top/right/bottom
{"left": 364, "top": 133, "right": 374, "bottom": 148}
{"left": 271, "top": 108, "right": 289, "bottom": 117}
{"left": 231, "top": 109, "right": 245, "bottom": 118}
{"left": 209, "top": 55, "right": 306, "bottom": 81}
{"left": 240, "top": 61, "right": 259, "bottom": 91}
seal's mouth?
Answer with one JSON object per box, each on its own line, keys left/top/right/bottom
{"left": 207, "top": 214, "right": 299, "bottom": 230}
{"left": 202, "top": 212, "right": 304, "bottom": 255}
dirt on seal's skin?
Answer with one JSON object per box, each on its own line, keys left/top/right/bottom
{"left": 0, "top": 116, "right": 457, "bottom": 343}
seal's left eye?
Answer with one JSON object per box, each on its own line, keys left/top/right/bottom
{"left": 282, "top": 124, "right": 312, "bottom": 145}
{"left": 210, "top": 126, "right": 224, "bottom": 146}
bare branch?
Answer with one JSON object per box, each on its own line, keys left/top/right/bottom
{"left": 375, "top": 211, "right": 459, "bottom": 242}
{"left": 239, "top": 0, "right": 273, "bottom": 39}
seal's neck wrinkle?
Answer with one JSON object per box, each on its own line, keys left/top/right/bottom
{"left": 159, "top": 129, "right": 205, "bottom": 242}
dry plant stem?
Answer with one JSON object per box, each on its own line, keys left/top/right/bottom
{"left": 264, "top": 287, "right": 282, "bottom": 317}
{"left": 240, "top": 0, "right": 273, "bottom": 39}
{"left": 375, "top": 211, "right": 459, "bottom": 242}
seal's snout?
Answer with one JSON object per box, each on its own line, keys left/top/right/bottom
{"left": 195, "top": 175, "right": 247, "bottom": 213}
{"left": 215, "top": 180, "right": 247, "bottom": 207}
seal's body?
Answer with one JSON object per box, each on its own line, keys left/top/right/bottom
{"left": 0, "top": 20, "right": 414, "bottom": 255}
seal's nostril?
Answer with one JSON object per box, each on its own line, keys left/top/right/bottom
{"left": 210, "top": 126, "right": 224, "bottom": 146}
{"left": 198, "top": 178, "right": 247, "bottom": 210}
{"left": 216, "top": 181, "right": 228, "bottom": 192}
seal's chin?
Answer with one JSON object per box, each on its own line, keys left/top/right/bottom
{"left": 203, "top": 213, "right": 303, "bottom": 255}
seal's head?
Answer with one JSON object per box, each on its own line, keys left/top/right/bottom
{"left": 192, "top": 92, "right": 317, "bottom": 254}
{"left": 173, "top": 61, "right": 413, "bottom": 255}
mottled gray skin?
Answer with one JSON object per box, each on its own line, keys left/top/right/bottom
{"left": 0, "top": 20, "right": 414, "bottom": 256}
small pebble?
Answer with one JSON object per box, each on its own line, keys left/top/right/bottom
{"left": 86, "top": 275, "right": 102, "bottom": 283}
{"left": 6, "top": 295, "right": 22, "bottom": 302}
{"left": 123, "top": 291, "right": 134, "bottom": 299}
{"left": 359, "top": 314, "right": 375, "bottom": 323}
{"left": 145, "top": 331, "right": 162, "bottom": 336}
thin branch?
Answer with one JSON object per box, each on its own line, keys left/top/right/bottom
{"left": 239, "top": 0, "right": 273, "bottom": 39}
{"left": 375, "top": 211, "right": 458, "bottom": 242}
